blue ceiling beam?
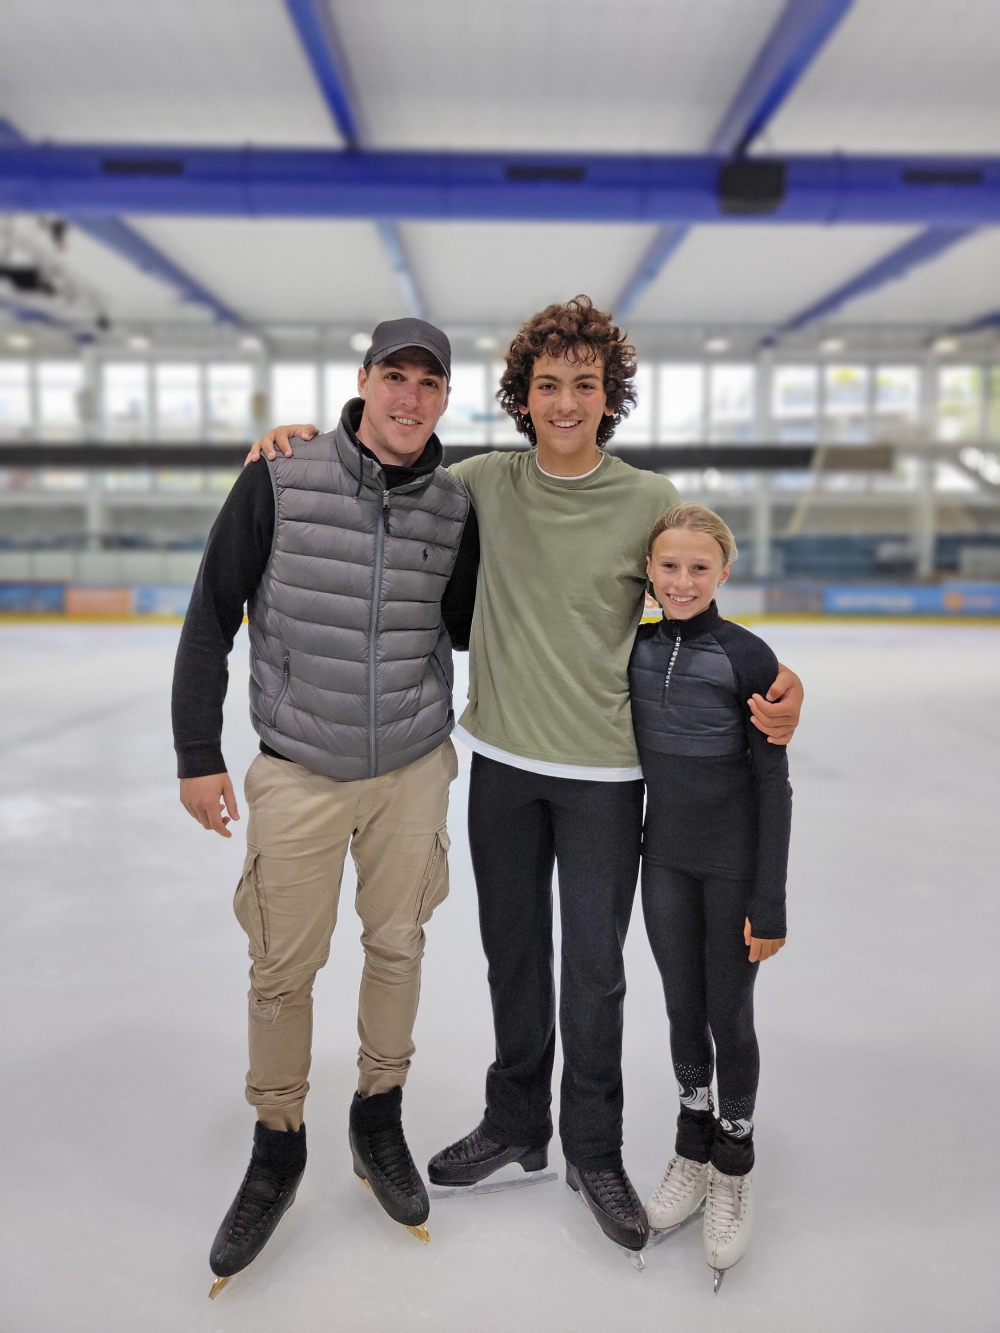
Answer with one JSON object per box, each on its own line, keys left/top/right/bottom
{"left": 2, "top": 144, "right": 999, "bottom": 224}
{"left": 285, "top": 0, "right": 427, "bottom": 317}
{"left": 615, "top": 0, "right": 853, "bottom": 319}
{"left": 773, "top": 225, "right": 976, "bottom": 336}
{"left": 0, "top": 118, "right": 241, "bottom": 325}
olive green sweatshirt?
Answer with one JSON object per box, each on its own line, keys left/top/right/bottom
{"left": 449, "top": 450, "right": 680, "bottom": 773}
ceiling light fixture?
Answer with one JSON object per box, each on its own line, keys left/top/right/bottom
{"left": 239, "top": 335, "right": 263, "bottom": 353}
{"left": 127, "top": 333, "right": 150, "bottom": 351}
{"left": 5, "top": 331, "right": 33, "bottom": 350}
{"left": 819, "top": 337, "right": 845, "bottom": 354}
{"left": 349, "top": 331, "right": 372, "bottom": 353}
{"left": 931, "top": 336, "right": 959, "bottom": 355}
{"left": 704, "top": 337, "right": 729, "bottom": 354}
{"left": 474, "top": 335, "right": 498, "bottom": 352}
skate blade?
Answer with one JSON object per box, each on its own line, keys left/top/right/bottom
{"left": 647, "top": 1203, "right": 706, "bottom": 1248}
{"left": 208, "top": 1276, "right": 230, "bottom": 1299}
{"left": 568, "top": 1184, "right": 647, "bottom": 1273}
{"left": 713, "top": 1268, "right": 726, "bottom": 1294}
{"left": 428, "top": 1169, "right": 558, "bottom": 1200}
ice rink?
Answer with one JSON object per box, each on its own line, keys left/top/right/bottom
{"left": 2, "top": 620, "right": 998, "bottom": 1333}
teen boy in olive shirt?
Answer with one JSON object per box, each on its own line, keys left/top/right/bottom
{"left": 250, "top": 296, "right": 803, "bottom": 1254}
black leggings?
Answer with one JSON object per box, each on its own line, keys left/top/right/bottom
{"left": 468, "top": 755, "right": 644, "bottom": 1167}
{"left": 642, "top": 864, "right": 759, "bottom": 1174}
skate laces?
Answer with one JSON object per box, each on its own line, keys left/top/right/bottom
{"left": 582, "top": 1167, "right": 641, "bottom": 1222}
{"left": 706, "top": 1168, "right": 745, "bottom": 1242}
{"left": 367, "top": 1126, "right": 419, "bottom": 1194}
{"left": 651, "top": 1155, "right": 705, "bottom": 1208}
{"left": 228, "top": 1163, "right": 291, "bottom": 1242}
{"left": 441, "top": 1126, "right": 501, "bottom": 1163}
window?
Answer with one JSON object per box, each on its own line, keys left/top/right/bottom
{"left": 0, "top": 360, "right": 31, "bottom": 438}
{"left": 613, "top": 365, "right": 654, "bottom": 445}
{"left": 207, "top": 364, "right": 254, "bottom": 442}
{"left": 987, "top": 367, "right": 1000, "bottom": 441}
{"left": 875, "top": 366, "right": 919, "bottom": 421}
{"left": 38, "top": 361, "right": 84, "bottom": 439}
{"left": 824, "top": 365, "right": 869, "bottom": 442}
{"left": 485, "top": 364, "right": 519, "bottom": 445}
{"left": 436, "top": 363, "right": 487, "bottom": 445}
{"left": 937, "top": 367, "right": 982, "bottom": 441}
{"left": 772, "top": 365, "right": 818, "bottom": 442}
{"left": 657, "top": 364, "right": 703, "bottom": 443}
{"left": 155, "top": 363, "right": 201, "bottom": 440}
{"left": 324, "top": 363, "right": 359, "bottom": 430}
{"left": 272, "top": 363, "right": 318, "bottom": 426}
{"left": 103, "top": 363, "right": 150, "bottom": 441}
{"left": 709, "top": 364, "right": 755, "bottom": 443}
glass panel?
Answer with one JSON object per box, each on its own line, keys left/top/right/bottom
{"left": 39, "top": 470, "right": 87, "bottom": 491}
{"left": 436, "top": 362, "right": 487, "bottom": 444}
{"left": 937, "top": 366, "right": 982, "bottom": 441}
{"left": 155, "top": 471, "right": 204, "bottom": 492}
{"left": 488, "top": 363, "right": 522, "bottom": 445}
{"left": 772, "top": 365, "right": 818, "bottom": 442}
{"left": 709, "top": 364, "right": 755, "bottom": 443}
{"left": 38, "top": 360, "right": 83, "bottom": 439}
{"left": 207, "top": 363, "right": 254, "bottom": 442}
{"left": 657, "top": 364, "right": 703, "bottom": 443}
{"left": 613, "top": 365, "right": 653, "bottom": 445}
{"left": 824, "top": 365, "right": 869, "bottom": 442}
{"left": 272, "top": 363, "right": 318, "bottom": 426}
{"left": 0, "top": 360, "right": 31, "bottom": 438}
{"left": 874, "top": 366, "right": 920, "bottom": 420}
{"left": 324, "top": 362, "right": 359, "bottom": 430}
{"left": 154, "top": 363, "right": 201, "bottom": 440}
{"left": 103, "top": 363, "right": 150, "bottom": 441}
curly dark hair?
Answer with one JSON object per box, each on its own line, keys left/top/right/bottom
{"left": 497, "top": 295, "right": 638, "bottom": 446}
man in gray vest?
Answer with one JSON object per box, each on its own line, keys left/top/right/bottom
{"left": 171, "top": 319, "right": 472, "bottom": 1294}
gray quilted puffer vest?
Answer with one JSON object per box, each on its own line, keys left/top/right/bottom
{"left": 248, "top": 417, "right": 469, "bottom": 780}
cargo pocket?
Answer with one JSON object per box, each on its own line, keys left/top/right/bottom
{"left": 233, "top": 846, "right": 269, "bottom": 958}
{"left": 414, "top": 826, "right": 451, "bottom": 925}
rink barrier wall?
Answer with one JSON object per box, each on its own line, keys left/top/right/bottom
{"left": 3, "top": 581, "right": 1000, "bottom": 622}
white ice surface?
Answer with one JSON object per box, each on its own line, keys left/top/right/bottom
{"left": 1, "top": 623, "right": 998, "bottom": 1333}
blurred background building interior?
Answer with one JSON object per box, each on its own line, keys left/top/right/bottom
{"left": 0, "top": 0, "right": 999, "bottom": 621}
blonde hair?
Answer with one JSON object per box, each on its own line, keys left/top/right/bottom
{"left": 647, "top": 503, "right": 738, "bottom": 566}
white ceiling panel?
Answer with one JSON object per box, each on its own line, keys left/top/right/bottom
{"left": 397, "top": 222, "right": 657, "bottom": 323}
{"left": 827, "top": 228, "right": 1000, "bottom": 325}
{"left": 629, "top": 225, "right": 919, "bottom": 325}
{"left": 768, "top": 0, "right": 1000, "bottom": 154}
{"left": 129, "top": 219, "right": 409, "bottom": 323}
{"left": 0, "top": 0, "right": 338, "bottom": 145}
{"left": 336, "top": 0, "right": 785, "bottom": 151}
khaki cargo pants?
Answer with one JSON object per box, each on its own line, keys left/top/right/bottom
{"left": 234, "top": 740, "right": 458, "bottom": 1131}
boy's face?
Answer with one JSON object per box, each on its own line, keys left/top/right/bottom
{"left": 357, "top": 357, "right": 450, "bottom": 461}
{"left": 647, "top": 528, "right": 730, "bottom": 620}
{"left": 519, "top": 350, "right": 614, "bottom": 460}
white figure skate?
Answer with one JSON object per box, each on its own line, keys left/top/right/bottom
{"left": 703, "top": 1165, "right": 753, "bottom": 1292}
{"left": 645, "top": 1155, "right": 709, "bottom": 1234}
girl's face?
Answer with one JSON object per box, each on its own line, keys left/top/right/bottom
{"left": 646, "top": 527, "right": 730, "bottom": 620}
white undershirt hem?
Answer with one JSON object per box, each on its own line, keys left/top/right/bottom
{"left": 453, "top": 725, "right": 643, "bottom": 783}
{"left": 533, "top": 451, "right": 605, "bottom": 481}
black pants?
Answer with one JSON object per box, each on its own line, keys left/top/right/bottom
{"left": 468, "top": 755, "right": 644, "bottom": 1166}
{"left": 642, "top": 864, "right": 759, "bottom": 1175}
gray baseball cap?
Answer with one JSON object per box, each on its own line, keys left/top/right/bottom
{"left": 363, "top": 318, "right": 451, "bottom": 381}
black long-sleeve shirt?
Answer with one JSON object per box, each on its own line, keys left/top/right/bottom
{"left": 629, "top": 603, "right": 792, "bottom": 938}
{"left": 171, "top": 403, "right": 479, "bottom": 779}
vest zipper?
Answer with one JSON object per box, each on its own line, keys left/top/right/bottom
{"left": 270, "top": 649, "right": 290, "bottom": 725}
{"left": 662, "top": 632, "right": 682, "bottom": 702}
{"left": 368, "top": 491, "right": 389, "bottom": 777}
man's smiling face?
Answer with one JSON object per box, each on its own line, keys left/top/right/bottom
{"left": 357, "top": 355, "right": 450, "bottom": 464}
{"left": 520, "top": 350, "right": 614, "bottom": 462}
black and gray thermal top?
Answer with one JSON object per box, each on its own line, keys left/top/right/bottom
{"left": 629, "top": 601, "right": 792, "bottom": 938}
